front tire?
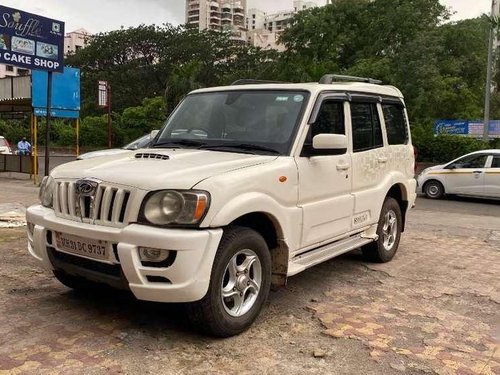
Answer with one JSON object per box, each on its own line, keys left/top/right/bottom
{"left": 188, "top": 226, "right": 272, "bottom": 337}
{"left": 362, "top": 197, "right": 403, "bottom": 263}
{"left": 424, "top": 180, "right": 444, "bottom": 199}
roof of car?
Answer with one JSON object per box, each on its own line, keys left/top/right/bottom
{"left": 192, "top": 82, "right": 404, "bottom": 99}
{"left": 473, "top": 149, "right": 500, "bottom": 154}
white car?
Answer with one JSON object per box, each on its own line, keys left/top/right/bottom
{"left": 0, "top": 136, "right": 13, "bottom": 154}
{"left": 26, "top": 76, "right": 416, "bottom": 336}
{"left": 77, "top": 131, "right": 159, "bottom": 160}
{"left": 417, "top": 150, "right": 500, "bottom": 199}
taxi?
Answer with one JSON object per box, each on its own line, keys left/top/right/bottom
{"left": 417, "top": 150, "right": 500, "bottom": 199}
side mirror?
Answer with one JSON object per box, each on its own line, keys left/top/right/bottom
{"left": 150, "top": 130, "right": 159, "bottom": 139}
{"left": 313, "top": 134, "right": 348, "bottom": 151}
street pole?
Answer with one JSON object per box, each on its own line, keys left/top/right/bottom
{"left": 483, "top": 0, "right": 497, "bottom": 142}
{"left": 108, "top": 84, "right": 112, "bottom": 149}
{"left": 44, "top": 71, "right": 53, "bottom": 177}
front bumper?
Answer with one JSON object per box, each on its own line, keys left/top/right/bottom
{"left": 26, "top": 205, "right": 223, "bottom": 303}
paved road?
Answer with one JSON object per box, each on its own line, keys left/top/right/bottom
{"left": 0, "top": 181, "right": 498, "bottom": 375}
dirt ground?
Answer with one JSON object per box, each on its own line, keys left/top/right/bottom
{"left": 0, "top": 178, "right": 498, "bottom": 375}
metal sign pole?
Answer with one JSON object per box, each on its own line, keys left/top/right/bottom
{"left": 76, "top": 118, "right": 80, "bottom": 157}
{"left": 483, "top": 0, "right": 497, "bottom": 142}
{"left": 44, "top": 71, "right": 53, "bottom": 177}
{"left": 108, "top": 84, "right": 112, "bottom": 149}
{"left": 34, "top": 115, "right": 38, "bottom": 184}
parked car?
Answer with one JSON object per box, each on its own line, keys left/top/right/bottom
{"left": 77, "top": 131, "right": 159, "bottom": 160}
{"left": 0, "top": 136, "right": 13, "bottom": 155}
{"left": 26, "top": 75, "right": 416, "bottom": 337}
{"left": 417, "top": 150, "right": 500, "bottom": 199}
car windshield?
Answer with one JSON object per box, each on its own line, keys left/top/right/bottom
{"left": 154, "top": 90, "right": 310, "bottom": 155}
{"left": 124, "top": 135, "right": 151, "bottom": 150}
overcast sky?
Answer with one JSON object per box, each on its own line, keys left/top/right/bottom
{"left": 3, "top": 0, "right": 492, "bottom": 33}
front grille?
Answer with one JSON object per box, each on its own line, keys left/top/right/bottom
{"left": 54, "top": 181, "right": 132, "bottom": 227}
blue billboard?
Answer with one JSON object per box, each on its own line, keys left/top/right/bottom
{"left": 32, "top": 67, "right": 80, "bottom": 119}
{"left": 434, "top": 120, "right": 500, "bottom": 139}
{"left": 0, "top": 5, "right": 65, "bottom": 72}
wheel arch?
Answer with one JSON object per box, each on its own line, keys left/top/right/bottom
{"left": 229, "top": 212, "right": 289, "bottom": 288}
{"left": 386, "top": 183, "right": 409, "bottom": 232}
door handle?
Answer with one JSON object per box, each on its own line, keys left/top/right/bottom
{"left": 378, "top": 157, "right": 388, "bottom": 164}
{"left": 473, "top": 171, "right": 483, "bottom": 174}
{"left": 337, "top": 163, "right": 350, "bottom": 171}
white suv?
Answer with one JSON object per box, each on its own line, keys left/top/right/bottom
{"left": 27, "top": 76, "right": 416, "bottom": 337}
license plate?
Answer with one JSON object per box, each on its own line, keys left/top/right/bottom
{"left": 54, "top": 232, "right": 108, "bottom": 261}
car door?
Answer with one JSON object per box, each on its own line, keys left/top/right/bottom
{"left": 295, "top": 97, "right": 353, "bottom": 249}
{"left": 484, "top": 154, "right": 500, "bottom": 198}
{"left": 444, "top": 154, "right": 488, "bottom": 195}
{"left": 349, "top": 99, "right": 388, "bottom": 228}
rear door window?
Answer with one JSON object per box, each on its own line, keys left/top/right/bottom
{"left": 382, "top": 104, "right": 408, "bottom": 145}
{"left": 351, "top": 103, "right": 383, "bottom": 152}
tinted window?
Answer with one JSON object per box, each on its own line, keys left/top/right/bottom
{"left": 383, "top": 104, "right": 408, "bottom": 145}
{"left": 312, "top": 101, "right": 345, "bottom": 137}
{"left": 449, "top": 155, "right": 488, "bottom": 169}
{"left": 351, "top": 103, "right": 383, "bottom": 152}
{"left": 491, "top": 156, "right": 500, "bottom": 168}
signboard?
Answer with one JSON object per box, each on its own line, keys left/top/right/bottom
{"left": 98, "top": 80, "right": 108, "bottom": 108}
{"left": 434, "top": 120, "right": 500, "bottom": 139}
{"left": 32, "top": 67, "right": 80, "bottom": 118}
{"left": 0, "top": 5, "right": 65, "bottom": 72}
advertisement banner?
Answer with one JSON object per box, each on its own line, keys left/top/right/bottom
{"left": 434, "top": 120, "right": 500, "bottom": 139}
{"left": 0, "top": 5, "right": 65, "bottom": 72}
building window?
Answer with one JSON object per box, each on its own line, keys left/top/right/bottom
{"left": 5, "top": 65, "right": 14, "bottom": 72}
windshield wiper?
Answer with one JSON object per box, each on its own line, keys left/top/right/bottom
{"left": 153, "top": 139, "right": 207, "bottom": 148}
{"left": 200, "top": 143, "right": 281, "bottom": 155}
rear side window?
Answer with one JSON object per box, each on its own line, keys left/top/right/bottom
{"left": 382, "top": 104, "right": 408, "bottom": 145}
{"left": 492, "top": 156, "right": 500, "bottom": 168}
{"left": 351, "top": 103, "right": 383, "bottom": 152}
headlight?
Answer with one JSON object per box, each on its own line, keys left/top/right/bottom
{"left": 140, "top": 190, "right": 210, "bottom": 226}
{"left": 39, "top": 176, "right": 56, "bottom": 208}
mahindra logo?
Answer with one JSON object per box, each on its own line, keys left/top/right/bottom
{"left": 75, "top": 178, "right": 101, "bottom": 223}
{"left": 75, "top": 179, "right": 99, "bottom": 196}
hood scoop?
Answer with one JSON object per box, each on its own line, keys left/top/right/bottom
{"left": 135, "top": 153, "right": 170, "bottom": 160}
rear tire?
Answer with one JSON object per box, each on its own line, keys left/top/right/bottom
{"left": 362, "top": 197, "right": 402, "bottom": 263}
{"left": 188, "top": 226, "right": 272, "bottom": 337}
{"left": 424, "top": 180, "right": 444, "bottom": 199}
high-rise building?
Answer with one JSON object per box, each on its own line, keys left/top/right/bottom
{"left": 246, "top": 0, "right": 318, "bottom": 51}
{"left": 186, "top": 0, "right": 247, "bottom": 42}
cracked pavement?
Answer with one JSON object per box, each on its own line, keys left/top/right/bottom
{"left": 0, "top": 178, "right": 498, "bottom": 374}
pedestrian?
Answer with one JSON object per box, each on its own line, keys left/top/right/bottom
{"left": 17, "top": 137, "right": 31, "bottom": 156}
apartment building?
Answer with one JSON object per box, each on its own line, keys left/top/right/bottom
{"left": 64, "top": 28, "right": 91, "bottom": 55}
{"left": 186, "top": 0, "right": 248, "bottom": 42}
{"left": 247, "top": 1, "right": 318, "bottom": 51}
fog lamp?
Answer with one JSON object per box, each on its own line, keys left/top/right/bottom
{"left": 138, "top": 247, "right": 170, "bottom": 263}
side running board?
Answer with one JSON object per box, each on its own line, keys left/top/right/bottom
{"left": 288, "top": 235, "right": 374, "bottom": 276}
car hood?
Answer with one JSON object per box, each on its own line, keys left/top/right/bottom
{"left": 52, "top": 149, "right": 278, "bottom": 190}
{"left": 77, "top": 148, "right": 128, "bottom": 160}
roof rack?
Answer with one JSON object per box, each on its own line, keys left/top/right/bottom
{"left": 231, "top": 79, "right": 290, "bottom": 86}
{"left": 319, "top": 74, "right": 383, "bottom": 85}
